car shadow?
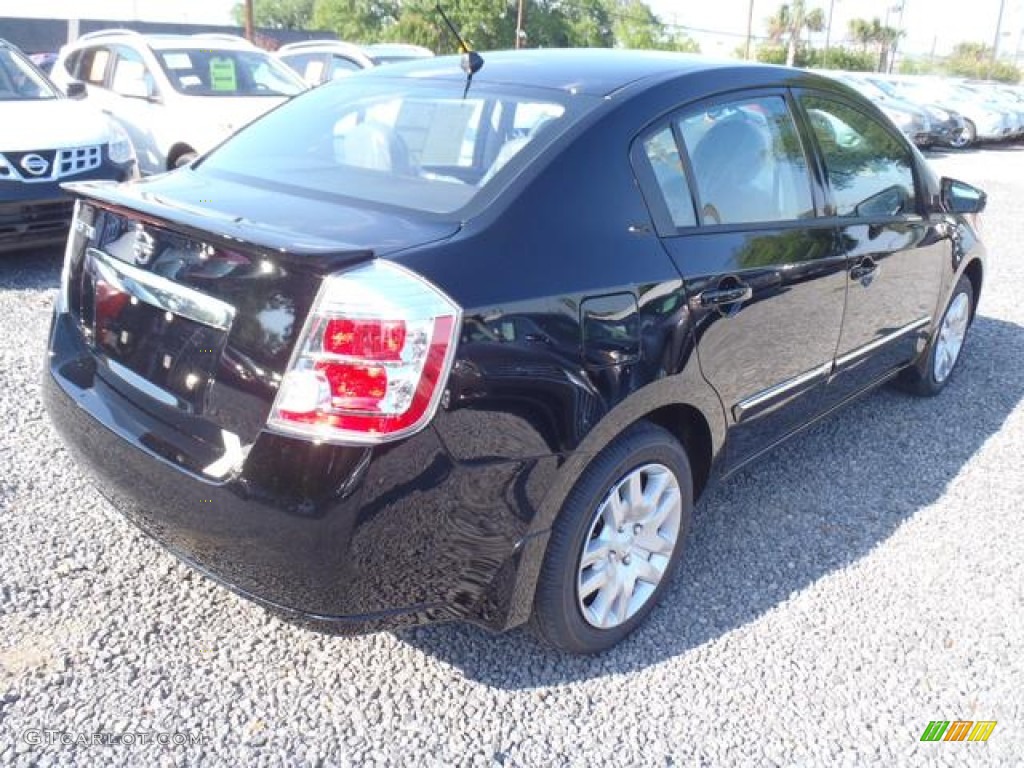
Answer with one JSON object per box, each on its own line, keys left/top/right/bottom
{"left": 396, "top": 314, "right": 1024, "bottom": 687}
{"left": 0, "top": 245, "right": 64, "bottom": 291}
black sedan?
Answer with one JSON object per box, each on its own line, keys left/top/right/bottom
{"left": 44, "top": 50, "right": 986, "bottom": 653}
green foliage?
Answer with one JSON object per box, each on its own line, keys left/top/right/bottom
{"left": 764, "top": 1, "right": 825, "bottom": 66}
{"left": 312, "top": 0, "right": 400, "bottom": 43}
{"left": 236, "top": 0, "right": 697, "bottom": 52}
{"left": 806, "top": 47, "right": 876, "bottom": 72}
{"left": 756, "top": 42, "right": 874, "bottom": 72}
{"left": 946, "top": 42, "right": 1021, "bottom": 83}
{"left": 232, "top": 0, "right": 316, "bottom": 29}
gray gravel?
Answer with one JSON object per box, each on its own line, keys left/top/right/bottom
{"left": 1, "top": 148, "right": 1023, "bottom": 767}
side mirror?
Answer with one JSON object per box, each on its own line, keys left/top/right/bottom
{"left": 941, "top": 177, "right": 987, "bottom": 214}
{"left": 66, "top": 81, "right": 87, "bottom": 99}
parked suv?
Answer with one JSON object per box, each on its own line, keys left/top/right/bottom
{"left": 0, "top": 38, "right": 136, "bottom": 254}
{"left": 51, "top": 30, "right": 306, "bottom": 174}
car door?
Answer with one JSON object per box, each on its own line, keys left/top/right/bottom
{"left": 106, "top": 45, "right": 163, "bottom": 175}
{"left": 796, "top": 91, "right": 947, "bottom": 403}
{"left": 636, "top": 91, "right": 848, "bottom": 469}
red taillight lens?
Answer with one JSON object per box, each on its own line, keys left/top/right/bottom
{"left": 323, "top": 318, "right": 406, "bottom": 360}
{"left": 268, "top": 260, "right": 461, "bottom": 444}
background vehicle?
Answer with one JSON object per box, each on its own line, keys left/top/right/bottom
{"left": 825, "top": 72, "right": 938, "bottom": 147}
{"left": 277, "top": 40, "right": 434, "bottom": 86}
{"left": 0, "top": 38, "right": 135, "bottom": 254}
{"left": 50, "top": 30, "right": 306, "bottom": 173}
{"left": 860, "top": 74, "right": 972, "bottom": 149}
{"left": 44, "top": 51, "right": 985, "bottom": 654}
{"left": 882, "top": 76, "right": 1012, "bottom": 145}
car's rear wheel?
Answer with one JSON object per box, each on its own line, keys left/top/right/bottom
{"left": 171, "top": 149, "right": 197, "bottom": 169}
{"left": 899, "top": 274, "right": 974, "bottom": 396}
{"left": 531, "top": 422, "right": 693, "bottom": 653}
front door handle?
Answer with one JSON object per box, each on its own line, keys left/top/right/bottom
{"left": 850, "top": 257, "right": 879, "bottom": 286}
{"left": 700, "top": 284, "right": 753, "bottom": 308}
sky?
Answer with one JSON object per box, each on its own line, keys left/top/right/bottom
{"left": 0, "top": 0, "right": 1021, "bottom": 59}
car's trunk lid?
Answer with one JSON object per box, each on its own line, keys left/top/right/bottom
{"left": 60, "top": 175, "right": 459, "bottom": 474}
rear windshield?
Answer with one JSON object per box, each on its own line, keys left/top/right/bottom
{"left": 0, "top": 47, "right": 58, "bottom": 100}
{"left": 199, "top": 77, "right": 597, "bottom": 215}
{"left": 156, "top": 48, "right": 305, "bottom": 97}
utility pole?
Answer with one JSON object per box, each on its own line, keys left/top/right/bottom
{"left": 244, "top": 0, "right": 255, "bottom": 42}
{"left": 991, "top": 0, "right": 1007, "bottom": 73}
{"left": 744, "top": 0, "right": 755, "bottom": 59}
{"left": 515, "top": 0, "right": 527, "bottom": 49}
{"left": 823, "top": 0, "right": 836, "bottom": 68}
{"left": 889, "top": 1, "right": 906, "bottom": 74}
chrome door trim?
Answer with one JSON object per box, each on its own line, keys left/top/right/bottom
{"left": 834, "top": 316, "right": 931, "bottom": 370}
{"left": 733, "top": 361, "right": 833, "bottom": 423}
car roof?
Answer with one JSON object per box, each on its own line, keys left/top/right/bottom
{"left": 360, "top": 48, "right": 762, "bottom": 96}
{"left": 68, "top": 30, "right": 258, "bottom": 52}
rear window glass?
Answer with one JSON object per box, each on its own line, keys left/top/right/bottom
{"left": 199, "top": 78, "right": 596, "bottom": 215}
{"left": 156, "top": 49, "right": 304, "bottom": 97}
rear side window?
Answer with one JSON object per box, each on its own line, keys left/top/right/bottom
{"left": 800, "top": 95, "right": 917, "bottom": 217}
{"left": 79, "top": 47, "right": 110, "bottom": 86}
{"left": 677, "top": 96, "right": 814, "bottom": 226}
{"left": 641, "top": 127, "right": 696, "bottom": 228}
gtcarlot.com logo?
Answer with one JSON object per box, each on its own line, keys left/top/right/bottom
{"left": 22, "top": 729, "right": 205, "bottom": 747}
{"left": 920, "top": 720, "right": 997, "bottom": 742}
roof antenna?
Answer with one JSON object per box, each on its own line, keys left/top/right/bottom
{"left": 435, "top": 4, "right": 484, "bottom": 98}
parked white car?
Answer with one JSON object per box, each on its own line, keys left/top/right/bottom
{"left": 51, "top": 30, "right": 307, "bottom": 174}
{"left": 0, "top": 37, "right": 136, "bottom": 254}
{"left": 277, "top": 40, "right": 433, "bottom": 86}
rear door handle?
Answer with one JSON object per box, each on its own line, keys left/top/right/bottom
{"left": 700, "top": 284, "right": 753, "bottom": 307}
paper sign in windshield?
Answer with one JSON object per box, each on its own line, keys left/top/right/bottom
{"left": 209, "top": 58, "right": 237, "bottom": 92}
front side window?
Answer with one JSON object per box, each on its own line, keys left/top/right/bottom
{"left": 156, "top": 49, "right": 305, "bottom": 97}
{"left": 330, "top": 56, "right": 362, "bottom": 79}
{"left": 801, "top": 94, "right": 917, "bottom": 217}
{"left": 199, "top": 78, "right": 595, "bottom": 215}
{"left": 110, "top": 46, "right": 156, "bottom": 98}
{"left": 677, "top": 96, "right": 814, "bottom": 226}
{"left": 279, "top": 52, "right": 323, "bottom": 85}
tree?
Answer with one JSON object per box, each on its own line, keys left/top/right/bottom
{"left": 846, "top": 17, "right": 901, "bottom": 71}
{"left": 232, "top": 0, "right": 316, "bottom": 29}
{"left": 312, "top": 0, "right": 401, "bottom": 42}
{"left": 609, "top": 0, "right": 698, "bottom": 51}
{"left": 947, "top": 41, "right": 1021, "bottom": 83}
{"left": 766, "top": 1, "right": 824, "bottom": 67}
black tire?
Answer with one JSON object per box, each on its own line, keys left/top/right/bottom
{"left": 949, "top": 119, "right": 975, "bottom": 150}
{"left": 172, "top": 150, "right": 197, "bottom": 169}
{"left": 531, "top": 422, "right": 694, "bottom": 654}
{"left": 898, "top": 274, "right": 974, "bottom": 397}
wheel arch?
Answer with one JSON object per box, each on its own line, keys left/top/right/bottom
{"left": 489, "top": 369, "right": 728, "bottom": 631}
{"left": 963, "top": 257, "right": 983, "bottom": 321}
{"left": 166, "top": 142, "right": 196, "bottom": 171}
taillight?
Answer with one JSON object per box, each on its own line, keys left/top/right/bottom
{"left": 267, "top": 259, "right": 461, "bottom": 444}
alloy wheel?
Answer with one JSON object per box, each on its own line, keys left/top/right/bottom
{"left": 576, "top": 463, "right": 682, "bottom": 629}
{"left": 933, "top": 291, "right": 970, "bottom": 383}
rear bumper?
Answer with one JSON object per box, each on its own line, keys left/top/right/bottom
{"left": 44, "top": 310, "right": 552, "bottom": 632}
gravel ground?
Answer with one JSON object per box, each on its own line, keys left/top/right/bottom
{"left": 1, "top": 148, "right": 1022, "bottom": 767}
